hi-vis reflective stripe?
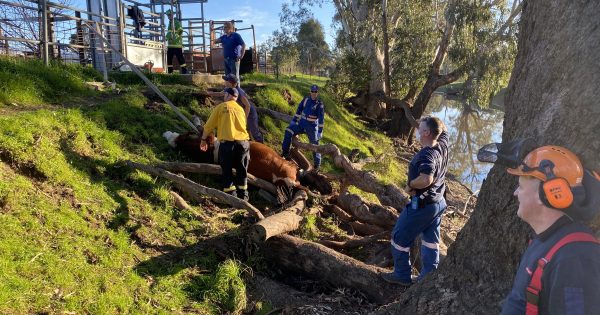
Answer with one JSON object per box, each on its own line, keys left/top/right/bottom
{"left": 318, "top": 124, "right": 324, "bottom": 128}
{"left": 285, "top": 128, "right": 294, "bottom": 134}
{"left": 236, "top": 185, "right": 248, "bottom": 190}
{"left": 223, "top": 186, "right": 236, "bottom": 192}
{"left": 304, "top": 117, "right": 317, "bottom": 122}
{"left": 422, "top": 240, "right": 439, "bottom": 249}
{"left": 391, "top": 239, "right": 410, "bottom": 252}
{"left": 294, "top": 114, "right": 301, "bottom": 118}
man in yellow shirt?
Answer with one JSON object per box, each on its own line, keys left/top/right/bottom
{"left": 200, "top": 87, "right": 251, "bottom": 200}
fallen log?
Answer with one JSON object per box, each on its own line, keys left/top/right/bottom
{"left": 263, "top": 234, "right": 403, "bottom": 304}
{"left": 157, "top": 162, "right": 278, "bottom": 195}
{"left": 324, "top": 204, "right": 353, "bottom": 223}
{"left": 318, "top": 231, "right": 389, "bottom": 250}
{"left": 291, "top": 139, "right": 409, "bottom": 210}
{"left": 256, "top": 107, "right": 293, "bottom": 123}
{"left": 126, "top": 160, "right": 264, "bottom": 220}
{"left": 337, "top": 191, "right": 399, "bottom": 228}
{"left": 248, "top": 190, "right": 308, "bottom": 242}
{"left": 349, "top": 221, "right": 387, "bottom": 236}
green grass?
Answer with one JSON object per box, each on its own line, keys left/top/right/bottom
{"left": 0, "top": 59, "right": 411, "bottom": 313}
{"left": 0, "top": 57, "right": 101, "bottom": 106}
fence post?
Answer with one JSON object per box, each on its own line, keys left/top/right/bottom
{"left": 95, "top": 23, "right": 109, "bottom": 82}
{"left": 40, "top": 0, "right": 49, "bottom": 65}
{"left": 75, "top": 11, "right": 86, "bottom": 65}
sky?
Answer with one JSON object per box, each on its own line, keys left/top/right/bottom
{"left": 73, "top": 0, "right": 337, "bottom": 47}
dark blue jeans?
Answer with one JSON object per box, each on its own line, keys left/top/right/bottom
{"left": 224, "top": 57, "right": 240, "bottom": 86}
{"left": 390, "top": 198, "right": 447, "bottom": 281}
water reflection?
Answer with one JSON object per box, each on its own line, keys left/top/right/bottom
{"left": 426, "top": 93, "right": 504, "bottom": 192}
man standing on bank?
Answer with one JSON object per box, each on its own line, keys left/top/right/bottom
{"left": 166, "top": 9, "right": 187, "bottom": 74}
{"left": 200, "top": 87, "right": 250, "bottom": 201}
{"left": 222, "top": 74, "right": 264, "bottom": 143}
{"left": 382, "top": 116, "right": 449, "bottom": 286}
{"left": 281, "top": 85, "right": 325, "bottom": 170}
{"left": 214, "top": 21, "right": 245, "bottom": 86}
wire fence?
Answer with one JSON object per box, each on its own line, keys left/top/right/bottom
{"left": 0, "top": 0, "right": 264, "bottom": 75}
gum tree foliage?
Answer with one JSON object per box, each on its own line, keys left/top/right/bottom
{"left": 293, "top": 0, "right": 520, "bottom": 129}
{"left": 296, "top": 18, "right": 331, "bottom": 75}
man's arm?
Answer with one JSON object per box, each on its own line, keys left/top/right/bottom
{"left": 409, "top": 173, "right": 434, "bottom": 190}
{"left": 237, "top": 33, "right": 246, "bottom": 60}
{"left": 291, "top": 98, "right": 306, "bottom": 125}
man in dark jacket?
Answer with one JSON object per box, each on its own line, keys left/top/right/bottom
{"left": 381, "top": 116, "right": 449, "bottom": 286}
{"left": 500, "top": 146, "right": 600, "bottom": 314}
{"left": 281, "top": 85, "right": 324, "bottom": 169}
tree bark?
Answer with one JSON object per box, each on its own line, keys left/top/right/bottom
{"left": 157, "top": 162, "right": 278, "bottom": 195}
{"left": 291, "top": 139, "right": 409, "bottom": 210}
{"left": 376, "top": 1, "right": 600, "bottom": 313}
{"left": 337, "top": 190, "right": 399, "bottom": 228}
{"left": 319, "top": 231, "right": 389, "bottom": 250}
{"left": 263, "top": 234, "right": 404, "bottom": 304}
{"left": 126, "top": 161, "right": 265, "bottom": 220}
{"left": 248, "top": 190, "right": 308, "bottom": 242}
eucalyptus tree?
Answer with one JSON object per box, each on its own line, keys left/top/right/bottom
{"left": 376, "top": 1, "right": 600, "bottom": 313}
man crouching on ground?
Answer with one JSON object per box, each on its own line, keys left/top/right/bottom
{"left": 200, "top": 87, "right": 251, "bottom": 201}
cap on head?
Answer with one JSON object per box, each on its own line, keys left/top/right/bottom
{"left": 310, "top": 85, "right": 319, "bottom": 92}
{"left": 507, "top": 146, "right": 584, "bottom": 186}
{"left": 222, "top": 73, "right": 238, "bottom": 84}
{"left": 223, "top": 87, "right": 239, "bottom": 98}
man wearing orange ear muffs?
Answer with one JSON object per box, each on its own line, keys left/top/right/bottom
{"left": 478, "top": 142, "right": 600, "bottom": 314}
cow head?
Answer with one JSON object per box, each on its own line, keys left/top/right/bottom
{"left": 299, "top": 169, "right": 333, "bottom": 195}
{"left": 163, "top": 129, "right": 217, "bottom": 164}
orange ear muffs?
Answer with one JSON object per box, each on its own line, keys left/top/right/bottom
{"left": 539, "top": 177, "right": 574, "bottom": 209}
{"left": 537, "top": 159, "right": 575, "bottom": 210}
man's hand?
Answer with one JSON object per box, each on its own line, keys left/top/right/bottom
{"left": 200, "top": 139, "right": 208, "bottom": 152}
{"left": 404, "top": 184, "right": 416, "bottom": 196}
{"left": 317, "top": 133, "right": 323, "bottom": 141}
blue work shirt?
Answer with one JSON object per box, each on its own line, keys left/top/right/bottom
{"left": 408, "top": 131, "right": 448, "bottom": 203}
{"left": 291, "top": 96, "right": 325, "bottom": 135}
{"left": 219, "top": 32, "right": 245, "bottom": 59}
{"left": 501, "top": 216, "right": 600, "bottom": 315}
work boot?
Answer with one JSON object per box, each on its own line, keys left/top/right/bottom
{"left": 237, "top": 190, "right": 249, "bottom": 202}
{"left": 181, "top": 67, "right": 188, "bottom": 74}
{"left": 380, "top": 272, "right": 413, "bottom": 287}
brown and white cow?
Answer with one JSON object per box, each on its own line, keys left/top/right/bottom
{"left": 163, "top": 130, "right": 332, "bottom": 202}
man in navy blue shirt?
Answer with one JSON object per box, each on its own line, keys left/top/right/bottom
{"left": 281, "top": 85, "right": 325, "bottom": 170}
{"left": 222, "top": 74, "right": 263, "bottom": 142}
{"left": 499, "top": 146, "right": 600, "bottom": 314}
{"left": 382, "top": 116, "right": 449, "bottom": 286}
{"left": 214, "top": 22, "right": 245, "bottom": 86}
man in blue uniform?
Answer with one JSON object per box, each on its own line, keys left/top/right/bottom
{"left": 222, "top": 74, "right": 263, "bottom": 143}
{"left": 281, "top": 85, "right": 325, "bottom": 170}
{"left": 214, "top": 21, "right": 245, "bottom": 85}
{"left": 382, "top": 116, "right": 448, "bottom": 286}
{"left": 496, "top": 145, "right": 600, "bottom": 314}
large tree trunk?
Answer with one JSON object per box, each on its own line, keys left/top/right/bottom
{"left": 376, "top": 1, "right": 600, "bottom": 313}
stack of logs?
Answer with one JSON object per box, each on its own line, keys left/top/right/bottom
{"left": 126, "top": 106, "right": 418, "bottom": 305}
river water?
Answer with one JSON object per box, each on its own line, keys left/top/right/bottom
{"left": 425, "top": 93, "right": 504, "bottom": 193}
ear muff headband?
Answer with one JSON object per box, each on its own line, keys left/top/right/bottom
{"left": 537, "top": 160, "right": 574, "bottom": 209}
